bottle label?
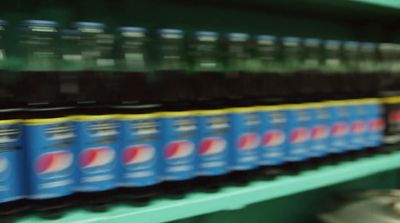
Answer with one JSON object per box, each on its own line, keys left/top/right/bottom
{"left": 286, "top": 107, "right": 311, "bottom": 161}
{"left": 160, "top": 113, "right": 197, "bottom": 181}
{"left": 309, "top": 106, "right": 331, "bottom": 157}
{"left": 0, "top": 120, "right": 25, "bottom": 203}
{"left": 118, "top": 115, "right": 161, "bottom": 187}
{"left": 348, "top": 102, "right": 368, "bottom": 150}
{"left": 24, "top": 118, "right": 75, "bottom": 199}
{"left": 383, "top": 99, "right": 400, "bottom": 145}
{"left": 228, "top": 110, "right": 261, "bottom": 170}
{"left": 73, "top": 116, "right": 118, "bottom": 192}
{"left": 365, "top": 103, "right": 384, "bottom": 148}
{"left": 258, "top": 109, "right": 287, "bottom": 165}
{"left": 327, "top": 103, "right": 351, "bottom": 153}
{"left": 196, "top": 111, "right": 230, "bottom": 176}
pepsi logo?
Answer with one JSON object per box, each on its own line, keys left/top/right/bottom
{"left": 311, "top": 125, "right": 329, "bottom": 140}
{"left": 80, "top": 147, "right": 115, "bottom": 169}
{"left": 263, "top": 130, "right": 285, "bottom": 147}
{"left": 123, "top": 145, "right": 155, "bottom": 165}
{"left": 351, "top": 121, "right": 366, "bottom": 134}
{"left": 369, "top": 118, "right": 385, "bottom": 132}
{"left": 199, "top": 138, "right": 226, "bottom": 155}
{"left": 238, "top": 133, "right": 260, "bottom": 150}
{"left": 289, "top": 128, "right": 310, "bottom": 143}
{"left": 36, "top": 151, "right": 73, "bottom": 175}
{"left": 389, "top": 110, "right": 400, "bottom": 123}
{"left": 165, "top": 141, "right": 194, "bottom": 159}
{"left": 331, "top": 122, "right": 349, "bottom": 136}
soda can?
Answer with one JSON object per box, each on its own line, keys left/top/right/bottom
{"left": 307, "top": 103, "right": 331, "bottom": 158}
{"left": 363, "top": 98, "right": 384, "bottom": 148}
{"left": 226, "top": 107, "right": 261, "bottom": 170}
{"left": 24, "top": 117, "right": 75, "bottom": 199}
{"left": 256, "top": 105, "right": 288, "bottom": 166}
{"left": 195, "top": 109, "right": 230, "bottom": 176}
{"left": 0, "top": 120, "right": 25, "bottom": 203}
{"left": 118, "top": 113, "right": 161, "bottom": 187}
{"left": 72, "top": 115, "right": 118, "bottom": 192}
{"left": 326, "top": 100, "right": 351, "bottom": 154}
{"left": 347, "top": 99, "right": 368, "bottom": 151}
{"left": 286, "top": 104, "right": 311, "bottom": 162}
{"left": 159, "top": 111, "right": 197, "bottom": 181}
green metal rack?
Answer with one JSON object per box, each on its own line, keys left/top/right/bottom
{"left": 16, "top": 152, "right": 400, "bottom": 223}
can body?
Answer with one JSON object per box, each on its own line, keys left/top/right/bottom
{"left": 195, "top": 111, "right": 230, "bottom": 176}
{"left": 160, "top": 112, "right": 197, "bottom": 181}
{"left": 118, "top": 114, "right": 161, "bottom": 187}
{"left": 0, "top": 120, "right": 25, "bottom": 203}
{"left": 258, "top": 107, "right": 287, "bottom": 166}
{"left": 24, "top": 118, "right": 75, "bottom": 199}
{"left": 228, "top": 109, "right": 261, "bottom": 170}
{"left": 73, "top": 116, "right": 118, "bottom": 192}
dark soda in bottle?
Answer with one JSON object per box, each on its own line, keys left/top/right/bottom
{"left": 188, "top": 31, "right": 225, "bottom": 106}
{"left": 20, "top": 20, "right": 76, "bottom": 217}
{"left": 154, "top": 29, "right": 197, "bottom": 196}
{"left": 0, "top": 20, "right": 28, "bottom": 216}
{"left": 251, "top": 35, "right": 284, "bottom": 104}
{"left": 223, "top": 33, "right": 253, "bottom": 106}
{"left": 114, "top": 27, "right": 162, "bottom": 202}
{"left": 322, "top": 40, "right": 345, "bottom": 100}
{"left": 70, "top": 22, "right": 119, "bottom": 211}
{"left": 188, "top": 31, "right": 230, "bottom": 190}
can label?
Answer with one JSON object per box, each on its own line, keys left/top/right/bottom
{"left": 365, "top": 103, "right": 384, "bottom": 148}
{"left": 118, "top": 116, "right": 161, "bottom": 187}
{"left": 228, "top": 111, "right": 261, "bottom": 170}
{"left": 24, "top": 119, "right": 75, "bottom": 199}
{"left": 327, "top": 103, "right": 350, "bottom": 153}
{"left": 286, "top": 107, "right": 311, "bottom": 161}
{"left": 348, "top": 102, "right": 368, "bottom": 150}
{"left": 74, "top": 117, "right": 118, "bottom": 192}
{"left": 196, "top": 112, "right": 229, "bottom": 176}
{"left": 0, "top": 121, "right": 25, "bottom": 203}
{"left": 160, "top": 114, "right": 197, "bottom": 181}
{"left": 258, "top": 109, "right": 287, "bottom": 165}
{"left": 309, "top": 106, "right": 331, "bottom": 157}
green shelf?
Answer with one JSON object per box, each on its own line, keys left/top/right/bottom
{"left": 16, "top": 152, "right": 400, "bottom": 223}
{"left": 352, "top": 0, "right": 400, "bottom": 9}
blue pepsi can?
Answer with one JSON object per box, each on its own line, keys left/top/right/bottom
{"left": 118, "top": 114, "right": 161, "bottom": 187}
{"left": 195, "top": 110, "right": 230, "bottom": 176}
{"left": 286, "top": 104, "right": 311, "bottom": 162}
{"left": 73, "top": 115, "right": 118, "bottom": 192}
{"left": 326, "top": 100, "right": 351, "bottom": 154}
{"left": 256, "top": 105, "right": 288, "bottom": 166}
{"left": 24, "top": 117, "right": 75, "bottom": 200}
{"left": 159, "top": 111, "right": 197, "bottom": 181}
{"left": 0, "top": 119, "right": 25, "bottom": 211}
{"left": 227, "top": 107, "right": 261, "bottom": 170}
{"left": 307, "top": 103, "right": 331, "bottom": 158}
{"left": 363, "top": 98, "right": 384, "bottom": 148}
{"left": 347, "top": 100, "right": 368, "bottom": 151}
